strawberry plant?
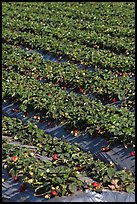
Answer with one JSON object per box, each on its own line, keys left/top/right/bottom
{"left": 2, "top": 70, "right": 135, "bottom": 146}
{"left": 2, "top": 122, "right": 135, "bottom": 196}
{"left": 2, "top": 2, "right": 135, "bottom": 199}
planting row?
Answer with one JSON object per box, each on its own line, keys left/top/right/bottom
{"left": 2, "top": 2, "right": 135, "bottom": 56}
{"left": 2, "top": 15, "right": 135, "bottom": 58}
{"left": 2, "top": 27, "right": 135, "bottom": 75}
{"left": 2, "top": 70, "right": 135, "bottom": 146}
{"left": 2, "top": 43, "right": 135, "bottom": 105}
{"left": 2, "top": 116, "right": 135, "bottom": 196}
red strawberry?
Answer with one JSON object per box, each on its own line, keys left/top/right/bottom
{"left": 73, "top": 128, "right": 79, "bottom": 136}
{"left": 8, "top": 173, "right": 12, "bottom": 177}
{"left": 130, "top": 151, "right": 135, "bottom": 156}
{"left": 38, "top": 77, "right": 42, "bottom": 81}
{"left": 48, "top": 93, "right": 52, "bottom": 96}
{"left": 123, "top": 103, "right": 127, "bottom": 107}
{"left": 112, "top": 98, "right": 117, "bottom": 103}
{"left": 48, "top": 121, "right": 51, "bottom": 126}
{"left": 105, "top": 147, "right": 111, "bottom": 152}
{"left": 12, "top": 108, "right": 20, "bottom": 113}
{"left": 79, "top": 87, "right": 83, "bottom": 93}
{"left": 95, "top": 126, "right": 101, "bottom": 134}
{"left": 19, "top": 183, "right": 26, "bottom": 192}
{"left": 73, "top": 129, "right": 78, "bottom": 133}
{"left": 52, "top": 154, "right": 58, "bottom": 161}
{"left": 101, "top": 147, "right": 105, "bottom": 152}
{"left": 12, "top": 156, "right": 18, "bottom": 162}
{"left": 51, "top": 190, "right": 58, "bottom": 196}
{"left": 92, "top": 181, "right": 101, "bottom": 188}
{"left": 13, "top": 176, "right": 19, "bottom": 182}
{"left": 24, "top": 112, "right": 28, "bottom": 117}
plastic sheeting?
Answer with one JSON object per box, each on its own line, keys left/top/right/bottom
{"left": 46, "top": 189, "right": 135, "bottom": 202}
{"left": 2, "top": 156, "right": 135, "bottom": 202}
{"left": 18, "top": 46, "right": 136, "bottom": 111}
{"left": 21, "top": 45, "right": 135, "bottom": 81}
{"left": 2, "top": 101, "right": 135, "bottom": 175}
{"left": 2, "top": 102, "right": 135, "bottom": 202}
{"left": 2, "top": 168, "right": 135, "bottom": 202}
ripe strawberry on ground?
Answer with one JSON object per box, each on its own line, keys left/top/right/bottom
{"left": 24, "top": 112, "right": 29, "bottom": 117}
{"left": 73, "top": 128, "right": 79, "bottom": 136}
{"left": 95, "top": 126, "right": 101, "bottom": 135}
{"left": 105, "top": 147, "right": 111, "bottom": 152}
{"left": 12, "top": 108, "right": 20, "bottom": 113}
{"left": 130, "top": 151, "right": 135, "bottom": 156}
{"left": 48, "top": 121, "right": 51, "bottom": 126}
{"left": 19, "top": 183, "right": 26, "bottom": 192}
{"left": 101, "top": 146, "right": 111, "bottom": 152}
{"left": 13, "top": 176, "right": 19, "bottom": 182}
{"left": 101, "top": 147, "right": 105, "bottom": 152}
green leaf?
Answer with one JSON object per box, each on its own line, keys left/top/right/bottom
{"left": 68, "top": 183, "right": 77, "bottom": 193}
{"left": 35, "top": 184, "right": 51, "bottom": 195}
{"left": 107, "top": 168, "right": 115, "bottom": 179}
{"left": 9, "top": 168, "right": 16, "bottom": 177}
{"left": 68, "top": 177, "right": 77, "bottom": 182}
{"left": 126, "top": 185, "right": 135, "bottom": 193}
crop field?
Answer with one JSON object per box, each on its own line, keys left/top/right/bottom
{"left": 2, "top": 2, "right": 135, "bottom": 202}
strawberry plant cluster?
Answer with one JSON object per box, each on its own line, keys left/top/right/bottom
{"left": 2, "top": 116, "right": 135, "bottom": 196}
{"left": 2, "top": 2, "right": 135, "bottom": 75}
{"left": 2, "top": 43, "right": 135, "bottom": 104}
{"left": 2, "top": 2, "right": 135, "bottom": 199}
{"left": 2, "top": 70, "right": 135, "bottom": 146}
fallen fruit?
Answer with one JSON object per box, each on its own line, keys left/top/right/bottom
{"left": 73, "top": 129, "right": 79, "bottom": 136}
{"left": 19, "top": 183, "right": 26, "bottom": 192}
{"left": 130, "top": 151, "right": 135, "bottom": 156}
{"left": 48, "top": 121, "right": 51, "bottom": 126}
{"left": 24, "top": 112, "right": 29, "bottom": 117}
{"left": 12, "top": 108, "right": 20, "bottom": 113}
{"left": 105, "top": 147, "right": 111, "bottom": 152}
{"left": 13, "top": 176, "right": 19, "bottom": 182}
{"left": 101, "top": 147, "right": 105, "bottom": 152}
